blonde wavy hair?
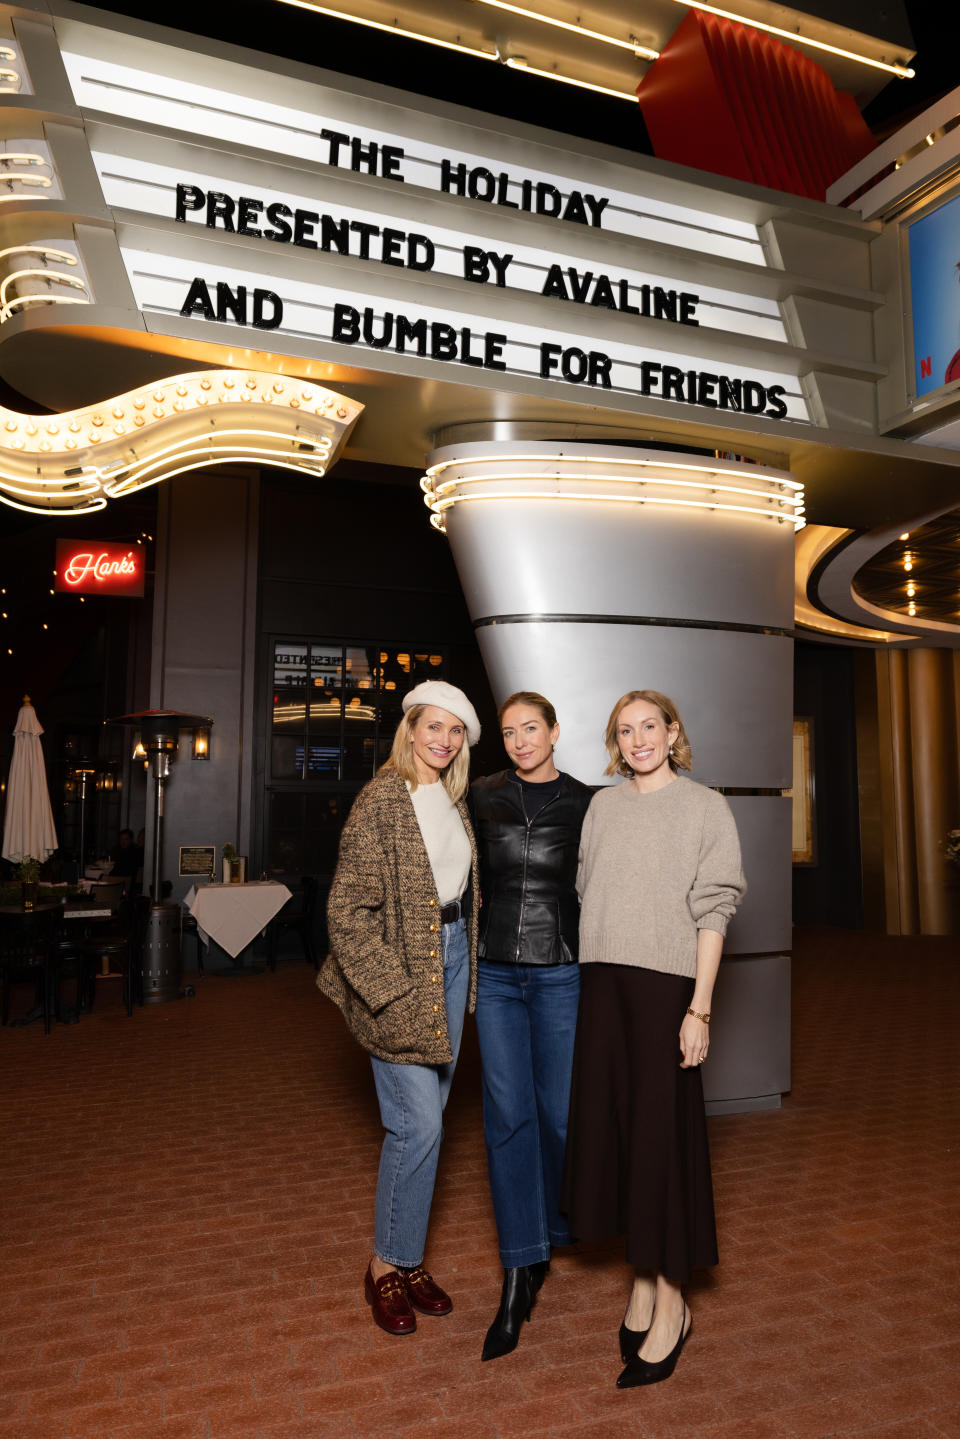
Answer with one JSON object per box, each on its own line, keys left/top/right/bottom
{"left": 603, "top": 689, "right": 693, "bottom": 778}
{"left": 382, "top": 704, "right": 471, "bottom": 803}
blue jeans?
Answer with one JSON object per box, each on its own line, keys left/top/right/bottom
{"left": 475, "top": 960, "right": 580, "bottom": 1266}
{"left": 370, "top": 918, "right": 469, "bottom": 1269}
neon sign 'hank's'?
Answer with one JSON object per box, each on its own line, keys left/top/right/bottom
{"left": 63, "top": 551, "right": 137, "bottom": 585}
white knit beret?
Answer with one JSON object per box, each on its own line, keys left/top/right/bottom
{"left": 402, "top": 681, "right": 481, "bottom": 746}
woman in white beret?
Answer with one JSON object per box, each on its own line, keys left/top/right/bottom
{"left": 319, "top": 680, "right": 481, "bottom": 1336}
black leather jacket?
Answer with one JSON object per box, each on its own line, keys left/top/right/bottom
{"left": 471, "top": 770, "right": 594, "bottom": 966}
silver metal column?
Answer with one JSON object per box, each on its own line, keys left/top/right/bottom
{"left": 423, "top": 440, "right": 800, "bottom": 1112}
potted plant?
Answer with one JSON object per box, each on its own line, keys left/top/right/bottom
{"left": 222, "top": 843, "right": 245, "bottom": 884}
{"left": 14, "top": 857, "right": 40, "bottom": 911}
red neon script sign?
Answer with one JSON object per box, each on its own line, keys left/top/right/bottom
{"left": 55, "top": 540, "right": 145, "bottom": 597}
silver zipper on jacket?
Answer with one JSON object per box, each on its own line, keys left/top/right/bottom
{"left": 514, "top": 790, "right": 560, "bottom": 963}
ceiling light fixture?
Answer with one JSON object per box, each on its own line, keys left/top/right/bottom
{"left": 475, "top": 1, "right": 659, "bottom": 60}
{"left": 668, "top": 0, "right": 915, "bottom": 78}
{"left": 503, "top": 57, "right": 639, "bottom": 100}
{"left": 275, "top": 0, "right": 643, "bottom": 96}
{"left": 275, "top": 0, "right": 499, "bottom": 61}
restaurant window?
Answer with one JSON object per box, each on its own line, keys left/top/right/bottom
{"left": 266, "top": 640, "right": 447, "bottom": 879}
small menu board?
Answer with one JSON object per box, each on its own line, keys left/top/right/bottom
{"left": 179, "top": 845, "right": 216, "bottom": 879}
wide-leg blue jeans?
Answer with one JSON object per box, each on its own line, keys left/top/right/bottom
{"left": 370, "top": 917, "right": 469, "bottom": 1269}
{"left": 475, "top": 959, "right": 580, "bottom": 1266}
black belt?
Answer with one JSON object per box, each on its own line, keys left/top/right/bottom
{"left": 439, "top": 893, "right": 471, "bottom": 925}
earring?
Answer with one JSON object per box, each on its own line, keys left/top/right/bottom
{"left": 669, "top": 746, "right": 674, "bottom": 755}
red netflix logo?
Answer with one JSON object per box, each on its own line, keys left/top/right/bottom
{"left": 920, "top": 356, "right": 932, "bottom": 379}
{"left": 55, "top": 540, "right": 145, "bottom": 597}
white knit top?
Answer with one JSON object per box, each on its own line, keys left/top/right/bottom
{"left": 576, "top": 776, "right": 746, "bottom": 979}
{"left": 407, "top": 779, "right": 472, "bottom": 906}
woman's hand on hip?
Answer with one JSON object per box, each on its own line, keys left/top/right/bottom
{"left": 679, "top": 1013, "right": 709, "bottom": 1069}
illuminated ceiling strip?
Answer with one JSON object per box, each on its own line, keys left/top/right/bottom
{"left": 474, "top": 0, "right": 659, "bottom": 60}
{"left": 275, "top": 0, "right": 499, "bottom": 60}
{"left": 670, "top": 0, "right": 915, "bottom": 78}
{"left": 502, "top": 57, "right": 638, "bottom": 100}
{"left": 425, "top": 452, "right": 803, "bottom": 488}
{"left": 275, "top": 0, "right": 640, "bottom": 98}
{"left": 424, "top": 470, "right": 803, "bottom": 506}
{"left": 425, "top": 490, "right": 805, "bottom": 527}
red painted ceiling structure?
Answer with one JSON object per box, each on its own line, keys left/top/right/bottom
{"left": 636, "top": 10, "right": 877, "bottom": 200}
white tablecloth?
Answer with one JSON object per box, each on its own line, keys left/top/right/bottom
{"left": 184, "top": 881, "right": 292, "bottom": 959}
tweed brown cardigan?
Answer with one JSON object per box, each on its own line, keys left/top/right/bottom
{"left": 318, "top": 767, "right": 479, "bottom": 1065}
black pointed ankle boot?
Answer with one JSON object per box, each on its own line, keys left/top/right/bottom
{"left": 480, "top": 1261, "right": 549, "bottom": 1362}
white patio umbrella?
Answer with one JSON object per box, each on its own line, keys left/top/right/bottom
{"left": 2, "top": 695, "right": 58, "bottom": 864}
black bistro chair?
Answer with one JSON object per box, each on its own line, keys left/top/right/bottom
{"left": 67, "top": 886, "right": 143, "bottom": 1016}
{"left": 266, "top": 876, "right": 320, "bottom": 971}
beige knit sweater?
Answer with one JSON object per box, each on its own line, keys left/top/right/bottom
{"left": 576, "top": 776, "right": 746, "bottom": 979}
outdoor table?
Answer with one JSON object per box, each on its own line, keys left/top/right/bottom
{"left": 184, "top": 880, "right": 292, "bottom": 969}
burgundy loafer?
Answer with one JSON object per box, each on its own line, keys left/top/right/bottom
{"left": 364, "top": 1263, "right": 416, "bottom": 1335}
{"left": 401, "top": 1265, "right": 453, "bottom": 1316}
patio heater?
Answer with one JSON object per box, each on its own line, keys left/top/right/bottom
{"left": 108, "top": 709, "right": 212, "bottom": 1003}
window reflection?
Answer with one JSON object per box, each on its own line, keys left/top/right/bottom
{"left": 267, "top": 639, "right": 447, "bottom": 878}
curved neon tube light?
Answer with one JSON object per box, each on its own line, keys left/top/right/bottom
{"left": 0, "top": 269, "right": 89, "bottom": 323}
{"left": 0, "top": 245, "right": 77, "bottom": 265}
{"left": 421, "top": 452, "right": 804, "bottom": 532}
{"left": 424, "top": 452, "right": 803, "bottom": 489}
{"left": 423, "top": 469, "right": 803, "bottom": 508}
{"left": 0, "top": 368, "right": 362, "bottom": 515}
{"left": 425, "top": 489, "right": 805, "bottom": 529}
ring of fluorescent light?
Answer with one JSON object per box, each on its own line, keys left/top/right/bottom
{"left": 421, "top": 450, "right": 805, "bottom": 532}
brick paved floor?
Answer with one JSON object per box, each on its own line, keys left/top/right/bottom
{"left": 1, "top": 927, "right": 958, "bottom": 1439}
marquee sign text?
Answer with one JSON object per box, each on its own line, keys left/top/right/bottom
{"left": 174, "top": 183, "right": 702, "bottom": 329}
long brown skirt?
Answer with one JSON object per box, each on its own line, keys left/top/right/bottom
{"left": 561, "top": 963, "right": 718, "bottom": 1284}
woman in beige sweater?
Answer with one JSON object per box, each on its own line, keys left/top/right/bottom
{"left": 562, "top": 690, "right": 745, "bottom": 1388}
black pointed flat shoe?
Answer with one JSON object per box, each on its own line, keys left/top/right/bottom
{"left": 616, "top": 1302, "right": 691, "bottom": 1388}
{"left": 618, "top": 1320, "right": 650, "bottom": 1364}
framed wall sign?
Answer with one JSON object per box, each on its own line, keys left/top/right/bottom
{"left": 179, "top": 845, "right": 216, "bottom": 879}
